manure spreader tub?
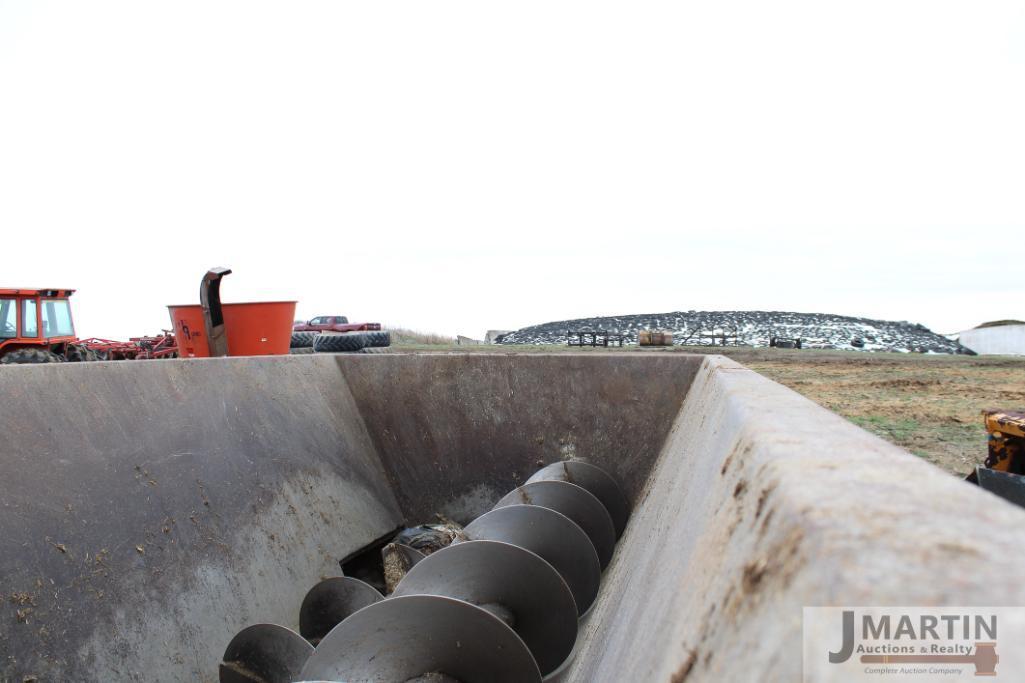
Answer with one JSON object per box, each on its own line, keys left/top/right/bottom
{"left": 1, "top": 353, "right": 1024, "bottom": 681}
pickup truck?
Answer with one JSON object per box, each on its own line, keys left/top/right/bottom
{"left": 293, "top": 316, "right": 382, "bottom": 333}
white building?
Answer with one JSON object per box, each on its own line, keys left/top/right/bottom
{"left": 958, "top": 322, "right": 1025, "bottom": 356}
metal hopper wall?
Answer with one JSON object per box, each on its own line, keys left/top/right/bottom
{"left": 0, "top": 357, "right": 403, "bottom": 681}
{"left": 563, "top": 356, "right": 1025, "bottom": 681}
{"left": 335, "top": 353, "right": 703, "bottom": 523}
{"left": 2, "top": 353, "right": 1024, "bottom": 681}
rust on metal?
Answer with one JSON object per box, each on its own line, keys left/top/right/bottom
{"left": 981, "top": 410, "right": 1025, "bottom": 475}
{"left": 984, "top": 410, "right": 1025, "bottom": 439}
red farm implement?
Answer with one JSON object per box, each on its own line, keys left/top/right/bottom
{"left": 78, "top": 332, "right": 178, "bottom": 361}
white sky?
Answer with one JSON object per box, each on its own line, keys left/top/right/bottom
{"left": 1, "top": 1, "right": 1023, "bottom": 340}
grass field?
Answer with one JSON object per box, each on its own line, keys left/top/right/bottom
{"left": 390, "top": 342, "right": 1025, "bottom": 476}
{"left": 731, "top": 349, "right": 1025, "bottom": 475}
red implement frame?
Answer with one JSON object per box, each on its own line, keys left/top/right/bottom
{"left": 79, "top": 331, "right": 178, "bottom": 360}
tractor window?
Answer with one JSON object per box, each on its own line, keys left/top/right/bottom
{"left": 0, "top": 299, "right": 15, "bottom": 338}
{"left": 41, "top": 299, "right": 74, "bottom": 337}
{"left": 22, "top": 299, "right": 37, "bottom": 337}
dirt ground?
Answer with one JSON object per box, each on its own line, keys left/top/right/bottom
{"left": 393, "top": 343, "right": 1025, "bottom": 476}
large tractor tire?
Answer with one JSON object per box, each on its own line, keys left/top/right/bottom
{"left": 0, "top": 348, "right": 65, "bottom": 364}
{"left": 313, "top": 333, "right": 369, "bottom": 353}
{"left": 289, "top": 347, "right": 315, "bottom": 355}
{"left": 365, "top": 330, "right": 392, "bottom": 348}
{"left": 65, "top": 344, "right": 99, "bottom": 362}
{"left": 290, "top": 332, "right": 319, "bottom": 349}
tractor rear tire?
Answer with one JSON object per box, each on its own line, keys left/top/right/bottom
{"left": 313, "top": 333, "right": 369, "bottom": 353}
{"left": 365, "top": 330, "right": 392, "bottom": 348}
{"left": 66, "top": 344, "right": 100, "bottom": 362}
{"left": 1, "top": 348, "right": 65, "bottom": 364}
{"left": 291, "top": 332, "right": 319, "bottom": 348}
{"left": 289, "top": 347, "right": 315, "bottom": 355}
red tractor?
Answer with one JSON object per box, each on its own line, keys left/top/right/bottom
{"left": 0, "top": 288, "right": 177, "bottom": 364}
{"left": 0, "top": 288, "right": 92, "bottom": 363}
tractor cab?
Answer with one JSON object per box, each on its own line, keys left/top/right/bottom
{"left": 0, "top": 288, "right": 78, "bottom": 363}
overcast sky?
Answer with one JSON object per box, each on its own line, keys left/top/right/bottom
{"left": 1, "top": 1, "right": 1022, "bottom": 340}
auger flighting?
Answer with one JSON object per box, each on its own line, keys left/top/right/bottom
{"left": 220, "top": 459, "right": 630, "bottom": 683}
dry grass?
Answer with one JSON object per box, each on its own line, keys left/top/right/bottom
{"left": 731, "top": 349, "right": 1025, "bottom": 475}
{"left": 386, "top": 327, "right": 456, "bottom": 345}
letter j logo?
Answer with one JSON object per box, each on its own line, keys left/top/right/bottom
{"left": 829, "top": 610, "right": 854, "bottom": 663}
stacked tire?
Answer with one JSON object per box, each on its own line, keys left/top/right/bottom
{"left": 313, "top": 333, "right": 370, "bottom": 353}
{"left": 293, "top": 329, "right": 391, "bottom": 354}
{"left": 290, "top": 332, "right": 318, "bottom": 349}
{"left": 365, "top": 330, "right": 391, "bottom": 348}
